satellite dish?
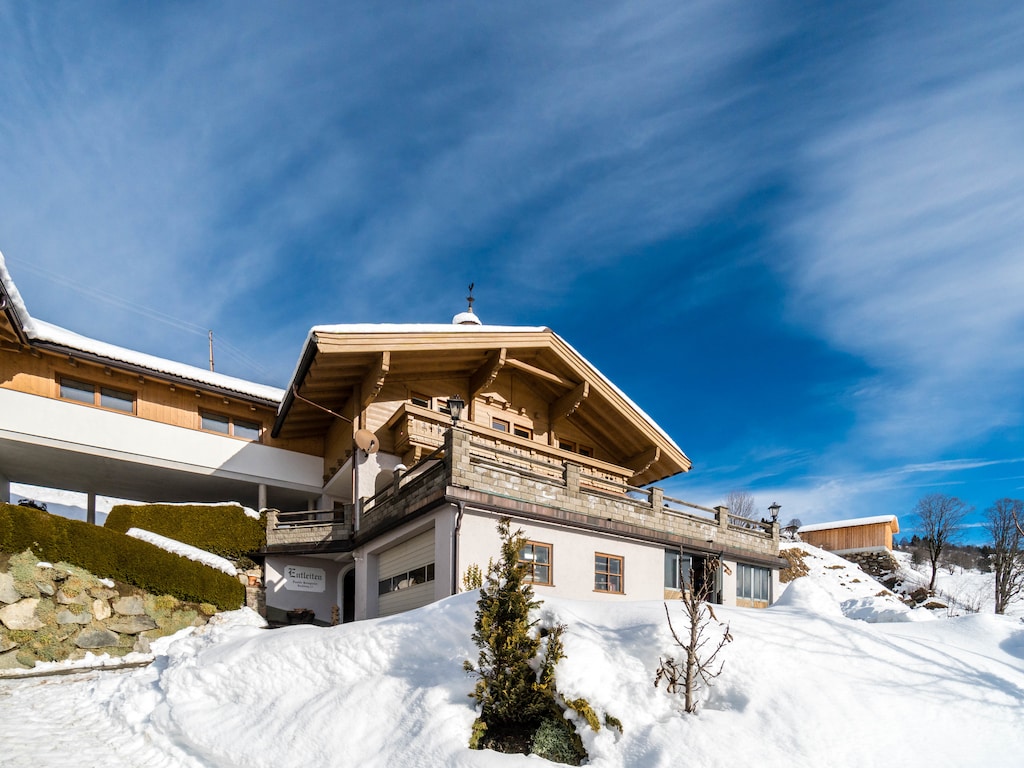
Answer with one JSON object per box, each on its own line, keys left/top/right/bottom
{"left": 354, "top": 429, "right": 379, "bottom": 454}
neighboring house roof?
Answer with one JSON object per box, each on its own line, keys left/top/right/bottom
{"left": 0, "top": 252, "right": 283, "bottom": 405}
{"left": 799, "top": 515, "right": 900, "bottom": 534}
{"left": 275, "top": 323, "right": 691, "bottom": 485}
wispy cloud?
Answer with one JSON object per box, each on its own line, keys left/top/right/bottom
{"left": 779, "top": 3, "right": 1024, "bottom": 459}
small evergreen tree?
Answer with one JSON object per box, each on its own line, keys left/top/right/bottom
{"left": 464, "top": 518, "right": 584, "bottom": 763}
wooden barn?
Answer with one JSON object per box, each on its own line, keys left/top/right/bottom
{"left": 797, "top": 515, "right": 900, "bottom": 554}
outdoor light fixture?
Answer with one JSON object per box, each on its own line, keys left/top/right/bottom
{"left": 768, "top": 502, "right": 781, "bottom": 523}
{"left": 448, "top": 394, "right": 465, "bottom": 426}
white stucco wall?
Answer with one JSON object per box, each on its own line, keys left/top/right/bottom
{"left": 0, "top": 388, "right": 323, "bottom": 490}
{"left": 265, "top": 555, "right": 347, "bottom": 623}
{"left": 457, "top": 511, "right": 666, "bottom": 602}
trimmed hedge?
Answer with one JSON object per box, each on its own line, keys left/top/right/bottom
{"left": 104, "top": 503, "right": 266, "bottom": 559}
{"left": 0, "top": 503, "right": 244, "bottom": 610}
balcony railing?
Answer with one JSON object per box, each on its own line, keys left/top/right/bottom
{"left": 267, "top": 421, "right": 777, "bottom": 556}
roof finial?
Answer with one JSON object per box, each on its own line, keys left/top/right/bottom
{"left": 453, "top": 282, "right": 482, "bottom": 326}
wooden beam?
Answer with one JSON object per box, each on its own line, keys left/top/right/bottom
{"left": 625, "top": 446, "right": 660, "bottom": 477}
{"left": 360, "top": 351, "right": 391, "bottom": 408}
{"left": 549, "top": 380, "right": 590, "bottom": 424}
{"left": 505, "top": 357, "right": 572, "bottom": 387}
{"left": 469, "top": 348, "right": 506, "bottom": 399}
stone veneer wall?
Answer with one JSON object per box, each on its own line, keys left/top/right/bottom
{"left": 839, "top": 550, "right": 901, "bottom": 579}
{"left": 0, "top": 551, "right": 217, "bottom": 670}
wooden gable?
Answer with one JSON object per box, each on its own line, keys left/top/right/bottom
{"left": 273, "top": 327, "right": 691, "bottom": 485}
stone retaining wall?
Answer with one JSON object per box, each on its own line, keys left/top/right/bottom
{"left": 0, "top": 550, "right": 216, "bottom": 670}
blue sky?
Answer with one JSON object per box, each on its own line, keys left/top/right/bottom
{"left": 2, "top": 2, "right": 1023, "bottom": 542}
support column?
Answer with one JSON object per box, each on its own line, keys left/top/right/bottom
{"left": 0, "top": 473, "right": 9, "bottom": 504}
{"left": 258, "top": 483, "right": 268, "bottom": 512}
{"left": 87, "top": 491, "right": 97, "bottom": 526}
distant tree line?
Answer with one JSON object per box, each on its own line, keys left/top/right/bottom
{"left": 895, "top": 493, "right": 1024, "bottom": 614}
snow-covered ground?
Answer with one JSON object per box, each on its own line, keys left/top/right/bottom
{"left": 2, "top": 545, "right": 1023, "bottom": 768}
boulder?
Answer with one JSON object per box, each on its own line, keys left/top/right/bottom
{"left": 106, "top": 615, "right": 158, "bottom": 635}
{"left": 0, "top": 573, "right": 20, "bottom": 605}
{"left": 35, "top": 581, "right": 56, "bottom": 597}
{"left": 133, "top": 635, "right": 152, "bottom": 654}
{"left": 0, "top": 636, "right": 18, "bottom": 653}
{"left": 75, "top": 628, "right": 120, "bottom": 649}
{"left": 0, "top": 599, "right": 43, "bottom": 631}
{"left": 89, "top": 587, "right": 118, "bottom": 601}
{"left": 112, "top": 595, "right": 146, "bottom": 616}
{"left": 0, "top": 648, "right": 27, "bottom": 670}
{"left": 93, "top": 599, "right": 112, "bottom": 621}
{"left": 56, "top": 609, "right": 93, "bottom": 625}
{"left": 56, "top": 589, "right": 91, "bottom": 606}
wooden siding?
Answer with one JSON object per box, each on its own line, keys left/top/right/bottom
{"left": 800, "top": 522, "right": 895, "bottom": 553}
{"left": 0, "top": 345, "right": 322, "bottom": 455}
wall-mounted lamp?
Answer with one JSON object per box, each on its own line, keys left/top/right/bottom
{"left": 448, "top": 394, "right": 465, "bottom": 426}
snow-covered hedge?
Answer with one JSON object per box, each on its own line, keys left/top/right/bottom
{"left": 105, "top": 503, "right": 265, "bottom": 560}
{"left": 0, "top": 503, "right": 244, "bottom": 610}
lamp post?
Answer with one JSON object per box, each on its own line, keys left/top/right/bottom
{"left": 768, "top": 502, "right": 781, "bottom": 523}
{"left": 448, "top": 394, "right": 465, "bottom": 427}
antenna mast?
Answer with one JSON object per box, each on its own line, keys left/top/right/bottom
{"left": 209, "top": 330, "right": 215, "bottom": 372}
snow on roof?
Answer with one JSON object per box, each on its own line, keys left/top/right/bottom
{"left": 309, "top": 322, "right": 549, "bottom": 334}
{"left": 31, "top": 319, "right": 284, "bottom": 402}
{"left": 0, "top": 253, "right": 282, "bottom": 403}
{"left": 798, "top": 514, "right": 899, "bottom": 533}
{"left": 0, "top": 251, "right": 37, "bottom": 337}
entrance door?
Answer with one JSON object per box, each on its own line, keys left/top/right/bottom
{"left": 342, "top": 569, "right": 355, "bottom": 623}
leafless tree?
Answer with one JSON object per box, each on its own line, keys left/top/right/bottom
{"left": 914, "top": 493, "right": 971, "bottom": 592}
{"left": 654, "top": 559, "right": 732, "bottom": 714}
{"left": 725, "top": 491, "right": 756, "bottom": 520}
{"left": 986, "top": 498, "right": 1024, "bottom": 615}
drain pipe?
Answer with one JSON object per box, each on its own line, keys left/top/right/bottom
{"left": 451, "top": 501, "right": 467, "bottom": 595}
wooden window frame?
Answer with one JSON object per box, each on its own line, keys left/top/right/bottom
{"left": 58, "top": 376, "right": 136, "bottom": 415}
{"left": 577, "top": 444, "right": 594, "bottom": 458}
{"left": 512, "top": 424, "right": 534, "bottom": 439}
{"left": 410, "top": 392, "right": 432, "bottom": 409}
{"left": 594, "top": 552, "right": 624, "bottom": 594}
{"left": 491, "top": 417, "right": 510, "bottom": 433}
{"left": 518, "top": 541, "right": 553, "bottom": 586}
{"left": 200, "top": 410, "right": 263, "bottom": 442}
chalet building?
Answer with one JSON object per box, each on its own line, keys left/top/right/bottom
{"left": 0, "top": 255, "right": 783, "bottom": 623}
{"left": 797, "top": 516, "right": 900, "bottom": 555}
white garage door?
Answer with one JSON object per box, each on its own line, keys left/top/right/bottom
{"left": 377, "top": 529, "right": 436, "bottom": 616}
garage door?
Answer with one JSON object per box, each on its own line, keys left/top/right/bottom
{"left": 377, "top": 529, "right": 436, "bottom": 616}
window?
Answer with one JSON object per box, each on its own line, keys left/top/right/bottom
{"left": 518, "top": 541, "right": 552, "bottom": 586}
{"left": 513, "top": 424, "right": 533, "bottom": 439}
{"left": 491, "top": 418, "right": 510, "bottom": 433}
{"left": 664, "top": 551, "right": 693, "bottom": 590}
{"left": 558, "top": 439, "right": 592, "bottom": 458}
{"left": 200, "top": 411, "right": 262, "bottom": 441}
{"left": 410, "top": 392, "right": 431, "bottom": 409}
{"left": 59, "top": 377, "right": 135, "bottom": 414}
{"left": 233, "top": 418, "right": 261, "bottom": 441}
{"left": 737, "top": 564, "right": 771, "bottom": 603}
{"left": 594, "top": 553, "right": 624, "bottom": 593}
{"left": 378, "top": 563, "right": 435, "bottom": 595}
